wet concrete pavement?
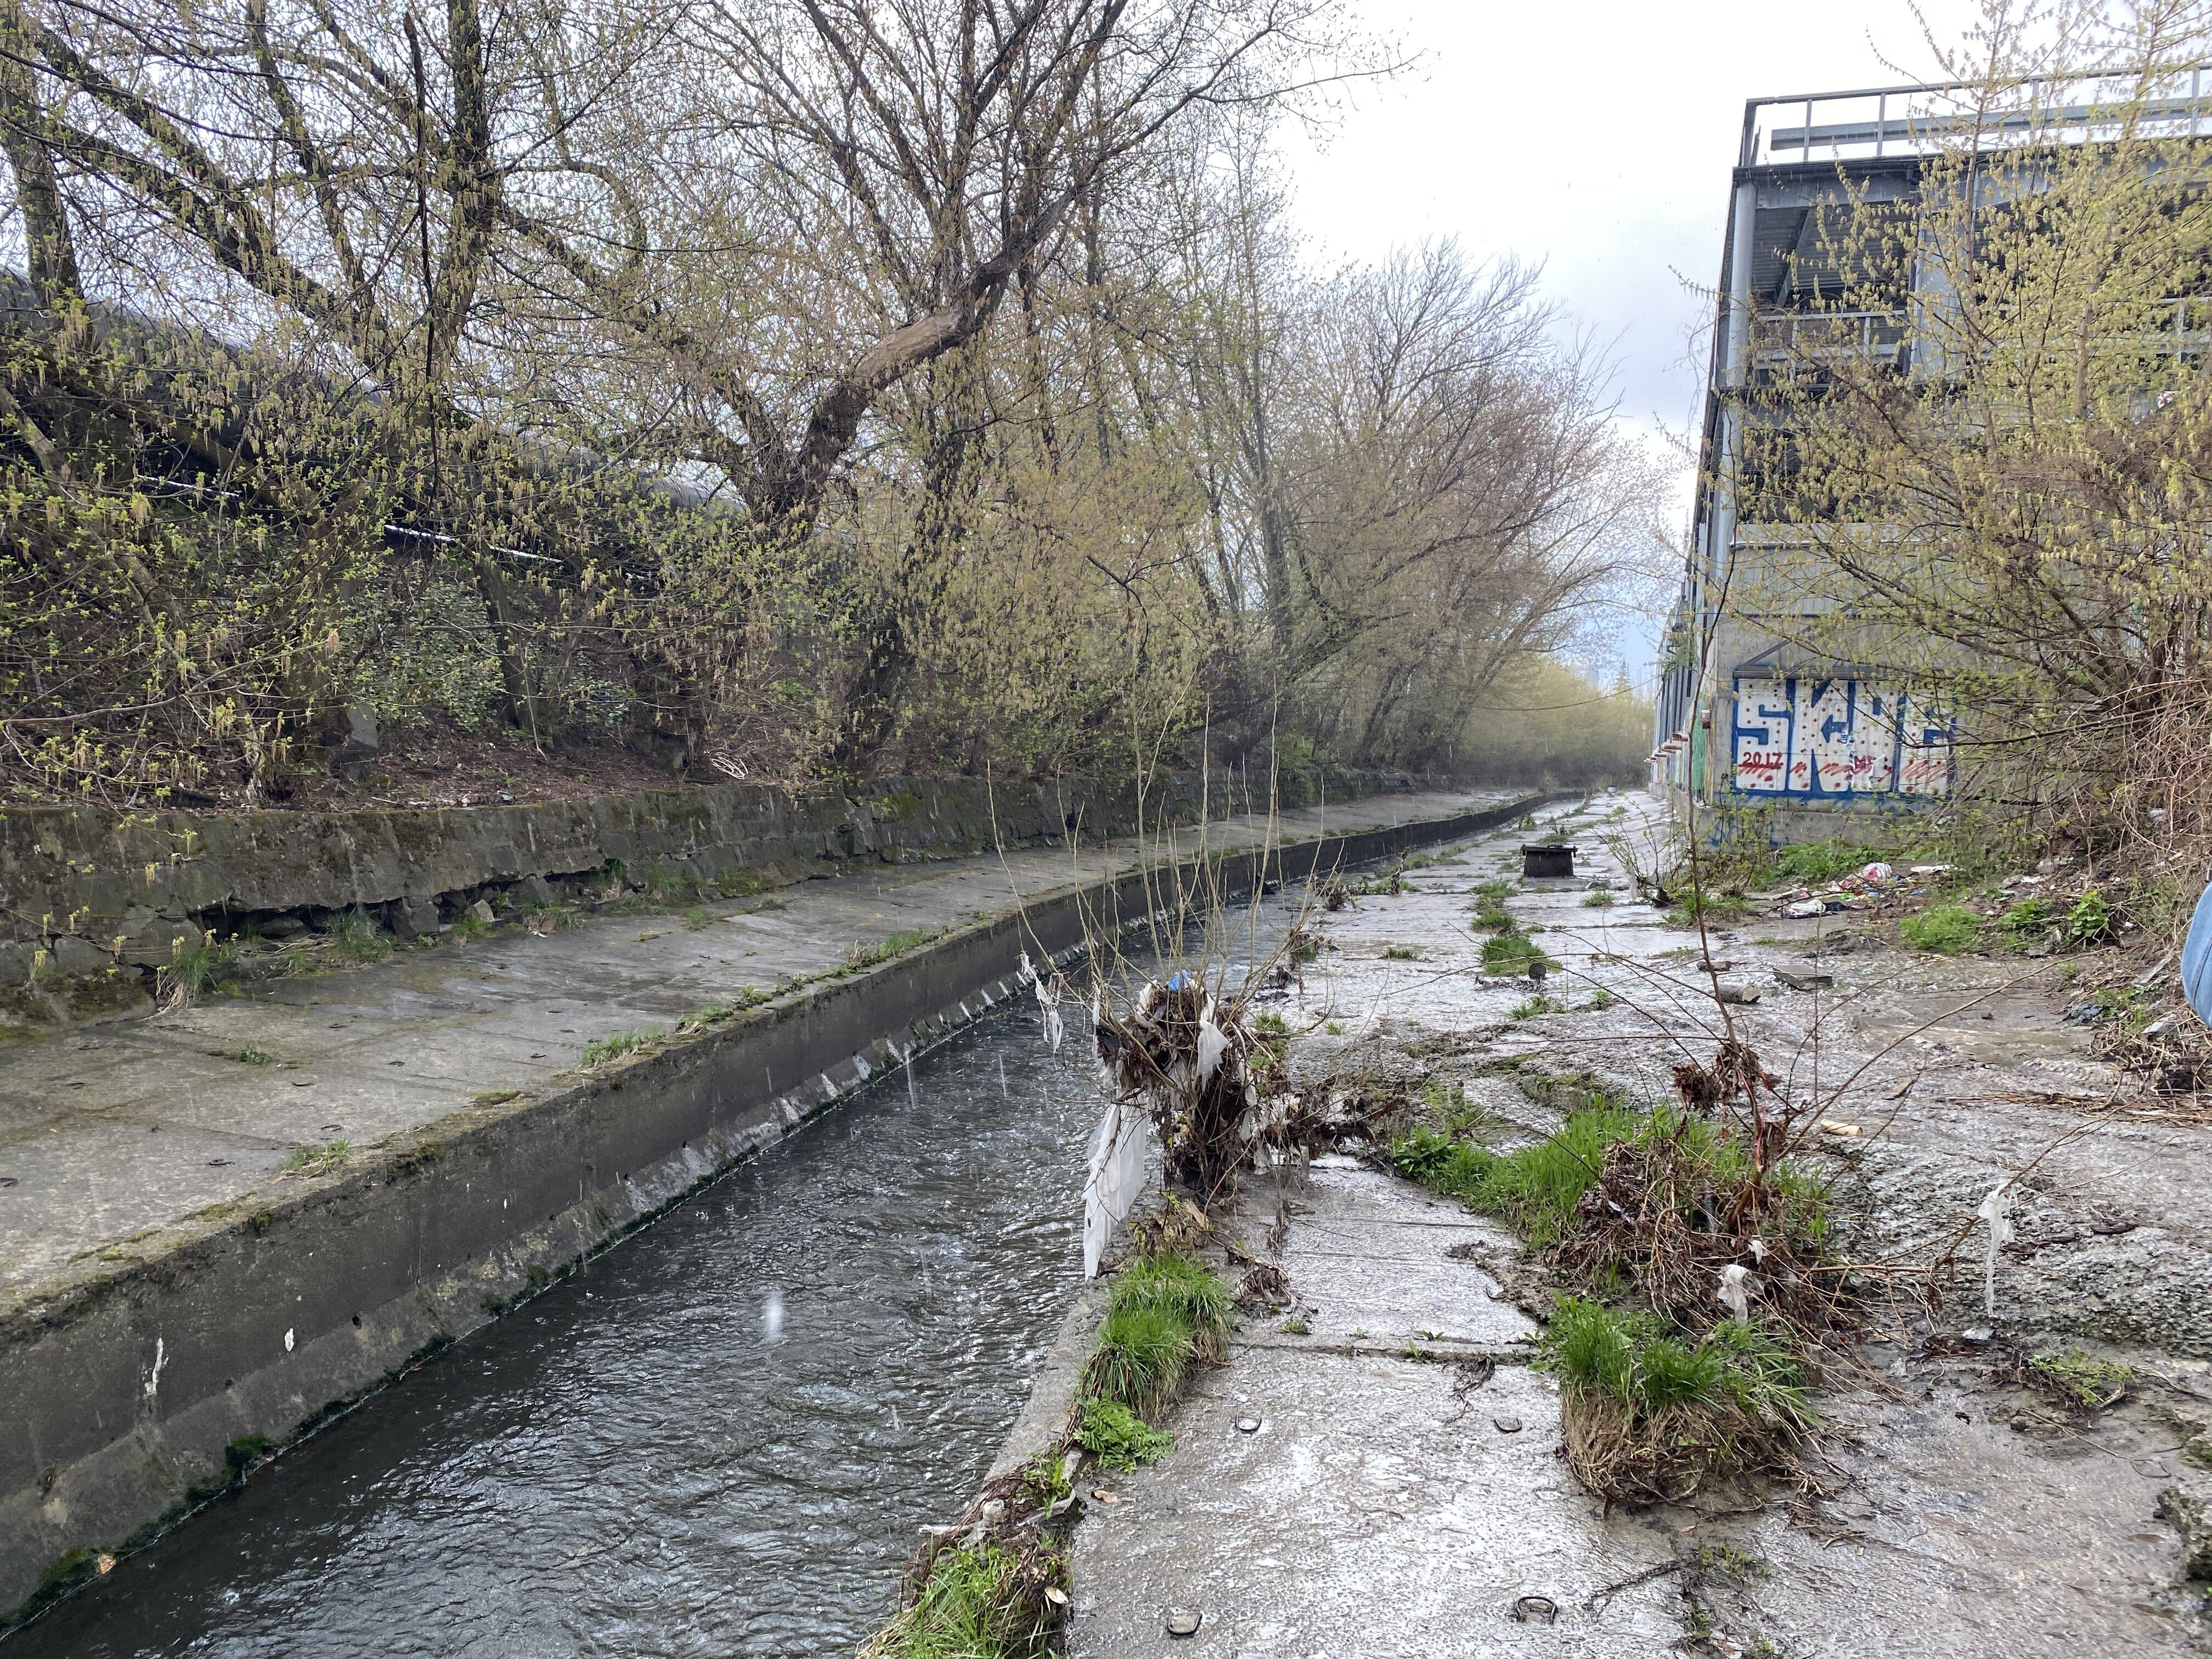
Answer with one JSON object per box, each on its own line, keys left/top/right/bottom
{"left": 1068, "top": 791, "right": 2212, "bottom": 1657}
{"left": 0, "top": 788, "right": 1518, "bottom": 1297}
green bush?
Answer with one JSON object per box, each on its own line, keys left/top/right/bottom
{"left": 1901, "top": 902, "right": 1982, "bottom": 953}
{"left": 1075, "top": 1398, "right": 1173, "bottom": 1470}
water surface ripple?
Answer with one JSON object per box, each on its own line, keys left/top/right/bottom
{"left": 15, "top": 1008, "right": 1093, "bottom": 1658}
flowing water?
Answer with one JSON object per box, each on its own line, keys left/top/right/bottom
{"left": 11, "top": 1006, "right": 1100, "bottom": 1658}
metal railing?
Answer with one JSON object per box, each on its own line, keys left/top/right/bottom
{"left": 1748, "top": 309, "right": 1909, "bottom": 364}
{"left": 1742, "top": 70, "right": 2212, "bottom": 168}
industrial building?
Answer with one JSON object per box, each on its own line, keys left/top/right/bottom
{"left": 1650, "top": 77, "right": 2210, "bottom": 836}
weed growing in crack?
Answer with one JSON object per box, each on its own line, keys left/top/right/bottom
{"left": 1074, "top": 1398, "right": 1172, "bottom": 1470}
{"left": 285, "top": 1139, "right": 351, "bottom": 1176}
{"left": 2026, "top": 1346, "right": 2134, "bottom": 1409}
{"left": 580, "top": 1027, "right": 664, "bottom": 1066}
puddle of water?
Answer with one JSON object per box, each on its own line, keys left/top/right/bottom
{"left": 9, "top": 1012, "right": 1098, "bottom": 1659}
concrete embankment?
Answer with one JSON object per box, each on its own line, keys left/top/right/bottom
{"left": 0, "top": 786, "right": 1536, "bottom": 1621}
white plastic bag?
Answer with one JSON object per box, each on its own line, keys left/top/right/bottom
{"left": 1976, "top": 1183, "right": 2015, "bottom": 1317}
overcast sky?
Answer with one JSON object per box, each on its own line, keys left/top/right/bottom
{"left": 1278, "top": 0, "right": 1990, "bottom": 676}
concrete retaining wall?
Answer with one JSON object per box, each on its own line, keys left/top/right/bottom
{"left": 0, "top": 793, "right": 1538, "bottom": 1622}
{"left": 0, "top": 768, "right": 1417, "bottom": 1035}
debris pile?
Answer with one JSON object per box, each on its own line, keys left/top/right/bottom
{"left": 1093, "top": 974, "right": 1280, "bottom": 1201}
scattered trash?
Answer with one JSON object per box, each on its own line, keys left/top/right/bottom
{"left": 1819, "top": 1120, "right": 1861, "bottom": 1137}
{"left": 1510, "top": 1594, "right": 1559, "bottom": 1624}
{"left": 1963, "top": 1326, "right": 1994, "bottom": 1345}
{"left": 1234, "top": 1417, "right": 1261, "bottom": 1434}
{"left": 1090, "top": 1487, "right": 1119, "bottom": 1504}
{"left": 1044, "top": 1587, "right": 1069, "bottom": 1607}
{"left": 1493, "top": 1414, "right": 1523, "bottom": 1434}
{"left": 1784, "top": 896, "right": 1827, "bottom": 918}
{"left": 1165, "top": 1607, "right": 1204, "bottom": 1637}
{"left": 1977, "top": 1184, "right": 2016, "bottom": 1316}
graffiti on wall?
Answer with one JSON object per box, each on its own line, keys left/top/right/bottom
{"left": 1729, "top": 675, "right": 1953, "bottom": 799}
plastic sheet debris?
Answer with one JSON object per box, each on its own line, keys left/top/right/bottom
{"left": 1718, "top": 1262, "right": 1755, "bottom": 1323}
{"left": 1082, "top": 1098, "right": 1147, "bottom": 1278}
{"left": 1977, "top": 1184, "right": 2015, "bottom": 1316}
{"left": 1819, "top": 1120, "right": 1862, "bottom": 1137}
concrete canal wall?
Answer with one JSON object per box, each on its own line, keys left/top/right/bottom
{"left": 0, "top": 792, "right": 1539, "bottom": 1621}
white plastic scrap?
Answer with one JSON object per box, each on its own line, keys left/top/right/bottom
{"left": 1976, "top": 1183, "right": 2015, "bottom": 1317}
{"left": 1082, "top": 1099, "right": 1148, "bottom": 1278}
{"left": 1194, "top": 1008, "right": 1228, "bottom": 1085}
{"left": 1035, "top": 970, "right": 1064, "bottom": 1054}
{"left": 1717, "top": 1263, "right": 1754, "bottom": 1324}
{"left": 1746, "top": 1237, "right": 1769, "bottom": 1264}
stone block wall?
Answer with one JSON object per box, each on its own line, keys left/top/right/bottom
{"left": 0, "top": 769, "right": 1414, "bottom": 1033}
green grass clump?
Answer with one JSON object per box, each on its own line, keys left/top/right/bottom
{"left": 230, "top": 1046, "right": 273, "bottom": 1065}
{"left": 1479, "top": 932, "right": 1555, "bottom": 974}
{"left": 1382, "top": 945, "right": 1418, "bottom": 961}
{"left": 1082, "top": 1252, "right": 1232, "bottom": 1412}
{"left": 860, "top": 1543, "right": 1052, "bottom": 1659}
{"left": 681, "top": 905, "right": 715, "bottom": 930}
{"left": 1389, "top": 1125, "right": 1498, "bottom": 1200}
{"left": 1510, "top": 995, "right": 1563, "bottom": 1019}
{"left": 1393, "top": 1105, "right": 1637, "bottom": 1249}
{"left": 159, "top": 932, "right": 234, "bottom": 1003}
{"left": 1580, "top": 888, "right": 1616, "bottom": 909}
{"left": 2027, "top": 1346, "right": 2132, "bottom": 1408}
{"left": 1901, "top": 902, "right": 1981, "bottom": 954}
{"left": 330, "top": 909, "right": 392, "bottom": 963}
{"left": 1074, "top": 1398, "right": 1173, "bottom": 1470}
{"left": 1662, "top": 891, "right": 1750, "bottom": 928}
{"left": 1773, "top": 838, "right": 1865, "bottom": 884}
{"left": 580, "top": 1026, "right": 665, "bottom": 1066}
{"left": 1112, "top": 1254, "right": 1232, "bottom": 1358}
{"left": 1084, "top": 1304, "right": 1193, "bottom": 1415}
{"left": 1543, "top": 1296, "right": 1814, "bottom": 1428}
{"left": 2000, "top": 895, "right": 2057, "bottom": 944}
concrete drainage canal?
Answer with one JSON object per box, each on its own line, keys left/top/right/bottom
{"left": 8, "top": 1001, "right": 1101, "bottom": 1657}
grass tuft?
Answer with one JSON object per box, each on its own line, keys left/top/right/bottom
{"left": 285, "top": 1139, "right": 351, "bottom": 1176}
{"left": 580, "top": 1026, "right": 665, "bottom": 1066}
{"left": 1901, "top": 902, "right": 1981, "bottom": 954}
{"left": 330, "top": 908, "right": 392, "bottom": 963}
